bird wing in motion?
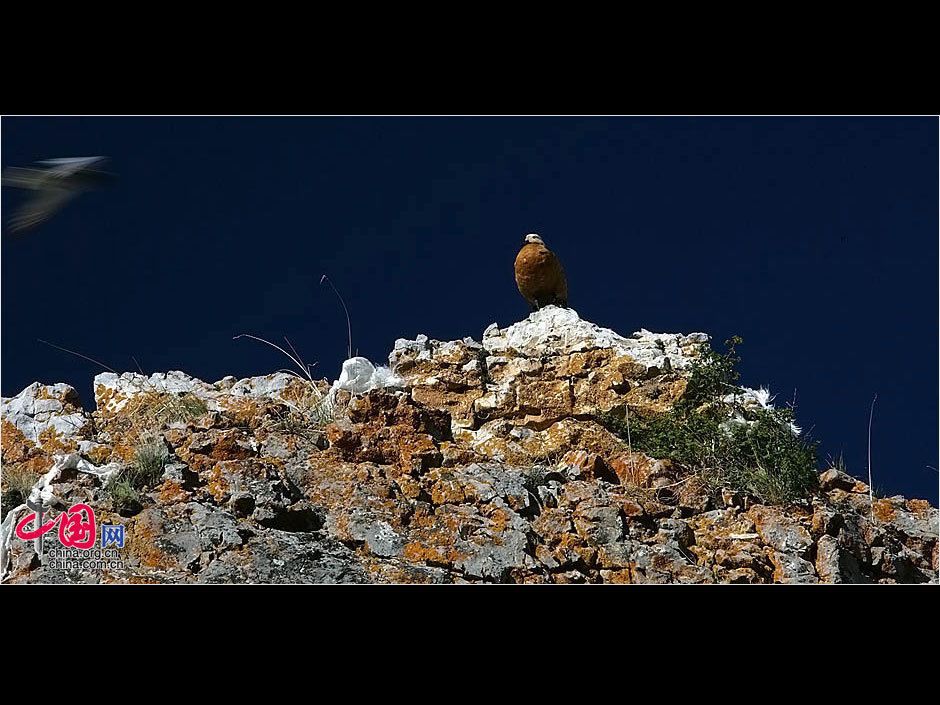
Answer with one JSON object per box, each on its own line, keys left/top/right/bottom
{"left": 37, "top": 156, "right": 108, "bottom": 178}
{"left": 2, "top": 167, "right": 52, "bottom": 190}
{"left": 7, "top": 187, "right": 79, "bottom": 233}
{"left": 2, "top": 156, "right": 110, "bottom": 233}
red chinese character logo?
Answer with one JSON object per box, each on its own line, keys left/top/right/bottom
{"left": 58, "top": 504, "right": 96, "bottom": 549}
{"left": 15, "top": 502, "right": 97, "bottom": 550}
{"left": 15, "top": 508, "right": 57, "bottom": 541}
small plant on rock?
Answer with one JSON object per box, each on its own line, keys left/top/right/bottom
{"left": 602, "top": 337, "right": 819, "bottom": 506}
{"left": 1, "top": 467, "right": 39, "bottom": 520}
{"left": 108, "top": 478, "right": 142, "bottom": 515}
{"left": 108, "top": 436, "right": 170, "bottom": 514}
{"left": 233, "top": 333, "right": 335, "bottom": 432}
{"left": 131, "top": 437, "right": 170, "bottom": 487}
{"left": 152, "top": 392, "right": 208, "bottom": 426}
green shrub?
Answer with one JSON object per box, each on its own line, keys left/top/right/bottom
{"left": 681, "top": 335, "right": 743, "bottom": 409}
{"left": 602, "top": 337, "right": 818, "bottom": 505}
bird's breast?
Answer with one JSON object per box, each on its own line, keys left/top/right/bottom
{"left": 515, "top": 244, "right": 553, "bottom": 270}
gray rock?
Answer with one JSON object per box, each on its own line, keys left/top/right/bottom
{"left": 453, "top": 463, "right": 531, "bottom": 512}
{"left": 657, "top": 518, "right": 695, "bottom": 550}
{"left": 630, "top": 542, "right": 712, "bottom": 584}
{"left": 163, "top": 531, "right": 204, "bottom": 572}
{"left": 347, "top": 512, "right": 405, "bottom": 558}
{"left": 838, "top": 514, "right": 874, "bottom": 566}
{"left": 15, "top": 549, "right": 40, "bottom": 572}
{"left": 573, "top": 505, "right": 624, "bottom": 545}
{"left": 189, "top": 503, "right": 246, "bottom": 550}
{"left": 771, "top": 551, "right": 818, "bottom": 583}
{"left": 199, "top": 531, "right": 370, "bottom": 584}
{"left": 816, "top": 534, "right": 869, "bottom": 583}
{"left": 811, "top": 503, "right": 843, "bottom": 537}
{"left": 819, "top": 468, "right": 860, "bottom": 491}
{"left": 230, "top": 492, "right": 256, "bottom": 518}
{"left": 749, "top": 505, "right": 813, "bottom": 556}
{"left": 878, "top": 501, "right": 938, "bottom": 563}
{"left": 162, "top": 462, "right": 199, "bottom": 488}
{"left": 596, "top": 540, "right": 638, "bottom": 569}
{"left": 454, "top": 504, "right": 533, "bottom": 581}
{"left": 871, "top": 543, "right": 921, "bottom": 582}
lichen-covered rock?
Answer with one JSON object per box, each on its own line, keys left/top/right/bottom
{"left": 747, "top": 505, "right": 814, "bottom": 556}
{"left": 768, "top": 550, "right": 818, "bottom": 584}
{"left": 1, "top": 384, "right": 95, "bottom": 495}
{"left": 1, "top": 382, "right": 91, "bottom": 445}
{"left": 2, "top": 308, "right": 936, "bottom": 584}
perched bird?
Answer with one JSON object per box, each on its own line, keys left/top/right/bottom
{"left": 514, "top": 233, "right": 568, "bottom": 310}
{"left": 2, "top": 156, "right": 114, "bottom": 233}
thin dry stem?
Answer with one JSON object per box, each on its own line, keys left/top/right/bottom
{"left": 37, "top": 339, "right": 117, "bottom": 373}
{"left": 233, "top": 333, "right": 314, "bottom": 385}
{"left": 320, "top": 274, "right": 352, "bottom": 360}
{"left": 867, "top": 394, "right": 877, "bottom": 522}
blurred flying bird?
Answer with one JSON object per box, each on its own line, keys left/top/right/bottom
{"left": 2, "top": 156, "right": 114, "bottom": 233}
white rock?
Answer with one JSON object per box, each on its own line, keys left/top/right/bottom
{"left": 93, "top": 371, "right": 219, "bottom": 413}
{"left": 46, "top": 413, "right": 90, "bottom": 438}
{"left": 93, "top": 370, "right": 328, "bottom": 414}
{"left": 461, "top": 360, "right": 481, "bottom": 374}
{"left": 330, "top": 357, "right": 402, "bottom": 397}
{"left": 229, "top": 372, "right": 299, "bottom": 398}
{"left": 481, "top": 306, "right": 708, "bottom": 371}
{"left": 1, "top": 382, "right": 89, "bottom": 444}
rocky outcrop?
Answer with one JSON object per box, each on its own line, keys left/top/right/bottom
{"left": 1, "top": 307, "right": 936, "bottom": 584}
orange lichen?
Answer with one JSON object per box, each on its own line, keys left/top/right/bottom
{"left": 872, "top": 499, "right": 898, "bottom": 523}
{"left": 429, "top": 477, "right": 467, "bottom": 505}
{"left": 126, "top": 518, "right": 177, "bottom": 571}
{"left": 37, "top": 425, "right": 82, "bottom": 454}
{"left": 84, "top": 444, "right": 112, "bottom": 464}
{"left": 204, "top": 464, "right": 232, "bottom": 503}
{"left": 402, "top": 541, "right": 464, "bottom": 567}
{"left": 906, "top": 499, "right": 932, "bottom": 518}
{"left": 602, "top": 568, "right": 634, "bottom": 583}
{"left": 2, "top": 453, "right": 55, "bottom": 481}
{"left": 158, "top": 480, "right": 192, "bottom": 504}
{"left": 94, "top": 383, "right": 121, "bottom": 414}
{"left": 2, "top": 419, "right": 35, "bottom": 462}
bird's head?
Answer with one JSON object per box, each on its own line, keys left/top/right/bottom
{"left": 524, "top": 233, "right": 545, "bottom": 245}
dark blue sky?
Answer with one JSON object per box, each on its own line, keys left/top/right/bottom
{"left": 2, "top": 117, "right": 937, "bottom": 503}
